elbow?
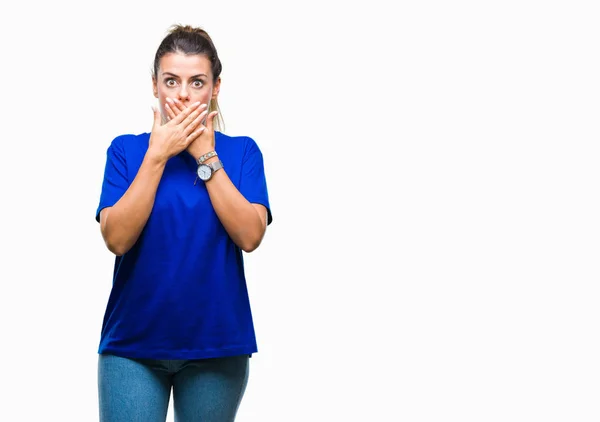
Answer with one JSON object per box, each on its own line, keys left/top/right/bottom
{"left": 238, "top": 231, "right": 265, "bottom": 253}
{"left": 104, "top": 237, "right": 130, "bottom": 256}
{"left": 231, "top": 208, "right": 268, "bottom": 253}
{"left": 240, "top": 222, "right": 268, "bottom": 252}
{"left": 100, "top": 211, "right": 129, "bottom": 256}
{"left": 106, "top": 243, "right": 127, "bottom": 256}
{"left": 240, "top": 238, "right": 261, "bottom": 253}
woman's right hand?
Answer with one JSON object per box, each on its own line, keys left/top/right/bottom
{"left": 147, "top": 102, "right": 208, "bottom": 163}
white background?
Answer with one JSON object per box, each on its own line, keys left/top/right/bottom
{"left": 0, "top": 0, "right": 599, "bottom": 421}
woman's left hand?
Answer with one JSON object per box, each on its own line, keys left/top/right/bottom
{"left": 165, "top": 97, "right": 219, "bottom": 158}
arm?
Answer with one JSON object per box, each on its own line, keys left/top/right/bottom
{"left": 99, "top": 155, "right": 166, "bottom": 256}
{"left": 167, "top": 100, "right": 270, "bottom": 252}
{"left": 99, "top": 103, "right": 208, "bottom": 255}
{"left": 202, "top": 156, "right": 268, "bottom": 252}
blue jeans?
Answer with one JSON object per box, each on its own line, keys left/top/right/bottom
{"left": 98, "top": 353, "right": 250, "bottom": 422}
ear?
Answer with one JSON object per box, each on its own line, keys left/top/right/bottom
{"left": 212, "top": 77, "right": 221, "bottom": 100}
{"left": 152, "top": 77, "right": 158, "bottom": 98}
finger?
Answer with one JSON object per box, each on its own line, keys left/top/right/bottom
{"left": 164, "top": 103, "right": 177, "bottom": 121}
{"left": 205, "top": 111, "right": 219, "bottom": 133}
{"left": 186, "top": 126, "right": 206, "bottom": 143}
{"left": 151, "top": 106, "right": 162, "bottom": 130}
{"left": 171, "top": 101, "right": 201, "bottom": 125}
{"left": 183, "top": 110, "right": 209, "bottom": 136}
{"left": 173, "top": 98, "right": 189, "bottom": 115}
{"left": 176, "top": 99, "right": 208, "bottom": 117}
{"left": 180, "top": 106, "right": 206, "bottom": 130}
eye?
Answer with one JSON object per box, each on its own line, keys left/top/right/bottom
{"left": 165, "top": 78, "right": 177, "bottom": 87}
{"left": 192, "top": 80, "right": 204, "bottom": 88}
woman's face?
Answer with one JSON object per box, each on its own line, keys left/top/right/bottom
{"left": 153, "top": 52, "right": 220, "bottom": 120}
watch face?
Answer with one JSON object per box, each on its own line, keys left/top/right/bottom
{"left": 197, "top": 164, "right": 212, "bottom": 181}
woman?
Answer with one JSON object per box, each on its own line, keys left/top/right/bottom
{"left": 95, "top": 24, "right": 272, "bottom": 422}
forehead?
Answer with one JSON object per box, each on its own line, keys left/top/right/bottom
{"left": 158, "top": 52, "right": 212, "bottom": 77}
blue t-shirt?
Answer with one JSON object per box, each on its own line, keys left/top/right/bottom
{"left": 95, "top": 131, "right": 272, "bottom": 360}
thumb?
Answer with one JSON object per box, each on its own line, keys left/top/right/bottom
{"left": 151, "top": 106, "right": 162, "bottom": 130}
{"left": 206, "top": 111, "right": 219, "bottom": 133}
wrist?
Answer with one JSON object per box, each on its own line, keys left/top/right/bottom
{"left": 196, "top": 159, "right": 224, "bottom": 183}
{"left": 187, "top": 143, "right": 214, "bottom": 161}
{"left": 202, "top": 155, "right": 220, "bottom": 165}
{"left": 145, "top": 149, "right": 168, "bottom": 166}
{"left": 196, "top": 150, "right": 218, "bottom": 164}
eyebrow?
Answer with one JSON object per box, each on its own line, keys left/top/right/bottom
{"left": 162, "top": 72, "right": 208, "bottom": 79}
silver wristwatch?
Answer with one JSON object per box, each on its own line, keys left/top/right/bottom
{"left": 197, "top": 160, "right": 224, "bottom": 182}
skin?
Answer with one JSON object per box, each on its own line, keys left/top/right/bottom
{"left": 99, "top": 52, "right": 268, "bottom": 255}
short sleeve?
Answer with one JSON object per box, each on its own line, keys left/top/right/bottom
{"left": 95, "top": 136, "right": 130, "bottom": 222}
{"left": 239, "top": 137, "right": 273, "bottom": 225}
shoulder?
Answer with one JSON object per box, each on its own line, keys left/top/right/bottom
{"left": 108, "top": 132, "right": 150, "bottom": 150}
{"left": 216, "top": 131, "right": 255, "bottom": 147}
{"left": 105, "top": 133, "right": 151, "bottom": 160}
{"left": 216, "top": 132, "right": 262, "bottom": 157}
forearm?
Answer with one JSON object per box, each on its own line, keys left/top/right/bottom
{"left": 204, "top": 167, "right": 266, "bottom": 252}
{"left": 101, "top": 154, "right": 166, "bottom": 255}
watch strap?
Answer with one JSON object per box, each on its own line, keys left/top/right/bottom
{"left": 197, "top": 150, "right": 218, "bottom": 164}
{"left": 209, "top": 160, "right": 224, "bottom": 173}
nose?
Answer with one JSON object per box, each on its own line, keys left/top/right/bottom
{"left": 178, "top": 86, "right": 190, "bottom": 102}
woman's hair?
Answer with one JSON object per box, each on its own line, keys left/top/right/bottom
{"left": 153, "top": 24, "right": 224, "bottom": 131}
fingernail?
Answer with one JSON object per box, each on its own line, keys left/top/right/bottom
{"left": 166, "top": 97, "right": 173, "bottom": 103}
